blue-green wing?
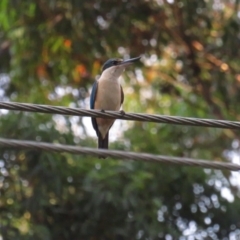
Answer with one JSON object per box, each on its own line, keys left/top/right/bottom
{"left": 90, "top": 81, "right": 98, "bottom": 109}
{"left": 120, "top": 85, "right": 124, "bottom": 104}
{"left": 90, "top": 81, "right": 98, "bottom": 132}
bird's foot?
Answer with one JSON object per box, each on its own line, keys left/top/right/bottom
{"left": 120, "top": 110, "right": 125, "bottom": 116}
{"left": 101, "top": 109, "right": 105, "bottom": 113}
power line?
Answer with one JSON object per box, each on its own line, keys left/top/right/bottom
{"left": 0, "top": 138, "right": 239, "bottom": 171}
{"left": 0, "top": 102, "right": 239, "bottom": 171}
{"left": 0, "top": 102, "right": 240, "bottom": 129}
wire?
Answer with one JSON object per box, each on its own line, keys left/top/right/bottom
{"left": 0, "top": 102, "right": 240, "bottom": 129}
{"left": 0, "top": 102, "right": 239, "bottom": 171}
{"left": 0, "top": 101, "right": 240, "bottom": 129}
{"left": 0, "top": 138, "right": 239, "bottom": 171}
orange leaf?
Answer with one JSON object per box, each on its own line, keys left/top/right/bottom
{"left": 75, "top": 64, "right": 87, "bottom": 75}
{"left": 37, "top": 64, "right": 47, "bottom": 78}
{"left": 64, "top": 39, "right": 72, "bottom": 48}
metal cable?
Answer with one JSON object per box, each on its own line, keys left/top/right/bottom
{"left": 0, "top": 138, "right": 239, "bottom": 171}
{"left": 0, "top": 102, "right": 240, "bottom": 129}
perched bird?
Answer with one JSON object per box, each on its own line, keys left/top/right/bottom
{"left": 90, "top": 56, "right": 141, "bottom": 151}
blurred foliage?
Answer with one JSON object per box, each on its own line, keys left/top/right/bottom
{"left": 1, "top": 0, "right": 240, "bottom": 239}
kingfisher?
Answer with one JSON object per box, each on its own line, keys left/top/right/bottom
{"left": 90, "top": 56, "right": 141, "bottom": 151}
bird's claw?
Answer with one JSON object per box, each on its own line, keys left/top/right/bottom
{"left": 120, "top": 110, "right": 125, "bottom": 116}
{"left": 101, "top": 109, "right": 105, "bottom": 113}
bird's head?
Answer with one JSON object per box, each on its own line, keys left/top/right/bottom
{"left": 101, "top": 56, "right": 141, "bottom": 81}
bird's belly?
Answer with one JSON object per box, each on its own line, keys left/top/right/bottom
{"left": 95, "top": 80, "right": 121, "bottom": 111}
{"left": 95, "top": 80, "right": 122, "bottom": 138}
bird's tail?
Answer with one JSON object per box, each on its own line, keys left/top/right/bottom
{"left": 98, "top": 133, "right": 108, "bottom": 159}
{"left": 98, "top": 133, "right": 108, "bottom": 149}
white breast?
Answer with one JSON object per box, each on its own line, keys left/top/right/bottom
{"left": 95, "top": 79, "right": 121, "bottom": 111}
{"left": 93, "top": 66, "right": 124, "bottom": 138}
{"left": 94, "top": 72, "right": 123, "bottom": 138}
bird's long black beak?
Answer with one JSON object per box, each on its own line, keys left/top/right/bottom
{"left": 119, "top": 56, "right": 141, "bottom": 66}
